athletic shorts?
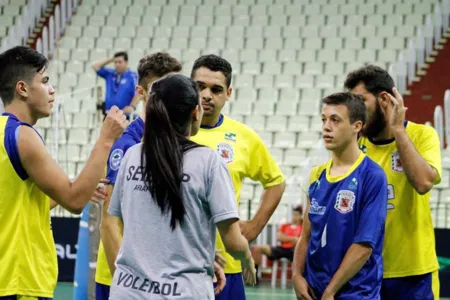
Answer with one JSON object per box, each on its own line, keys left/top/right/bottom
{"left": 214, "top": 273, "right": 245, "bottom": 300}
{"left": 268, "top": 246, "right": 294, "bottom": 261}
{"left": 381, "top": 270, "right": 439, "bottom": 300}
{"left": 95, "top": 282, "right": 111, "bottom": 300}
{"left": 0, "top": 296, "right": 52, "bottom": 300}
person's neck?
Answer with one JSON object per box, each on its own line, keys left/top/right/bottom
{"left": 371, "top": 126, "right": 393, "bottom": 142}
{"left": 5, "top": 103, "right": 37, "bottom": 125}
{"left": 331, "top": 142, "right": 361, "bottom": 168}
{"left": 201, "top": 114, "right": 221, "bottom": 127}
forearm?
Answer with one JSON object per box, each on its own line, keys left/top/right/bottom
{"left": 226, "top": 234, "right": 252, "bottom": 262}
{"left": 293, "top": 236, "right": 309, "bottom": 276}
{"left": 393, "top": 128, "right": 435, "bottom": 194}
{"left": 324, "top": 243, "right": 372, "bottom": 296}
{"left": 92, "top": 57, "right": 113, "bottom": 71}
{"left": 101, "top": 214, "right": 123, "bottom": 274}
{"left": 251, "top": 182, "right": 285, "bottom": 233}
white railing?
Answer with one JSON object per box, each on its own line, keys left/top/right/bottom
{"left": 391, "top": 0, "right": 450, "bottom": 95}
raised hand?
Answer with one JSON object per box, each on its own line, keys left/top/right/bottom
{"left": 100, "top": 106, "right": 128, "bottom": 143}
{"left": 385, "top": 87, "right": 407, "bottom": 131}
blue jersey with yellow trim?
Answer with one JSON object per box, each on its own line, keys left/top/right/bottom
{"left": 96, "top": 117, "right": 144, "bottom": 286}
{"left": 306, "top": 153, "right": 387, "bottom": 299}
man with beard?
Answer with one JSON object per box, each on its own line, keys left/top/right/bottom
{"left": 345, "top": 65, "right": 442, "bottom": 300}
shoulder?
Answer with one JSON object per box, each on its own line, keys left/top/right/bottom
{"left": 224, "top": 116, "right": 264, "bottom": 145}
{"left": 406, "top": 121, "right": 437, "bottom": 139}
{"left": 309, "top": 162, "right": 328, "bottom": 184}
{"left": 361, "top": 156, "right": 387, "bottom": 182}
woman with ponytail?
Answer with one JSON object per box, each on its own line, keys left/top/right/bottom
{"left": 106, "top": 74, "right": 256, "bottom": 300}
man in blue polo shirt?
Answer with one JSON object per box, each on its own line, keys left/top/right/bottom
{"left": 91, "top": 51, "right": 139, "bottom": 116}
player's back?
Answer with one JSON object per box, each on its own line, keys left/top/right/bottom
{"left": 0, "top": 114, "right": 57, "bottom": 298}
{"left": 306, "top": 153, "right": 387, "bottom": 299}
{"left": 96, "top": 117, "right": 145, "bottom": 286}
{"left": 108, "top": 144, "right": 238, "bottom": 300}
{"left": 358, "top": 121, "right": 441, "bottom": 278}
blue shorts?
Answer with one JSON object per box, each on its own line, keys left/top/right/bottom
{"left": 0, "top": 297, "right": 52, "bottom": 300}
{"left": 95, "top": 282, "right": 111, "bottom": 300}
{"left": 214, "top": 273, "right": 246, "bottom": 300}
{"left": 381, "top": 271, "right": 439, "bottom": 300}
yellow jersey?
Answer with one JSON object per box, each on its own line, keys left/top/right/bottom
{"left": 358, "top": 121, "right": 441, "bottom": 278}
{"left": 190, "top": 115, "right": 285, "bottom": 274}
{"left": 0, "top": 113, "right": 57, "bottom": 298}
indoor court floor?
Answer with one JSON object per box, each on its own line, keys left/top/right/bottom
{"left": 54, "top": 282, "right": 450, "bottom": 299}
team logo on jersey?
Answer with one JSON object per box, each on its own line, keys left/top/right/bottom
{"left": 335, "top": 190, "right": 356, "bottom": 214}
{"left": 110, "top": 149, "right": 124, "bottom": 171}
{"left": 391, "top": 151, "right": 403, "bottom": 172}
{"left": 348, "top": 178, "right": 358, "bottom": 190}
{"left": 309, "top": 199, "right": 326, "bottom": 215}
{"left": 217, "top": 142, "right": 234, "bottom": 164}
{"left": 224, "top": 132, "right": 237, "bottom": 142}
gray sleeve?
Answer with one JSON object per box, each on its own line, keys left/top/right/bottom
{"left": 107, "top": 148, "right": 130, "bottom": 218}
{"left": 207, "top": 156, "right": 239, "bottom": 224}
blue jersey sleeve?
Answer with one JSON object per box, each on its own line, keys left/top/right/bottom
{"left": 96, "top": 67, "right": 114, "bottom": 79}
{"left": 353, "top": 168, "right": 388, "bottom": 248}
{"left": 105, "top": 137, "right": 135, "bottom": 185}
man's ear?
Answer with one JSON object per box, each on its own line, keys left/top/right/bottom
{"left": 226, "top": 87, "right": 232, "bottom": 100}
{"left": 16, "top": 81, "right": 28, "bottom": 99}
{"left": 354, "top": 120, "right": 363, "bottom": 134}
{"left": 136, "top": 85, "right": 145, "bottom": 98}
{"left": 378, "top": 91, "right": 391, "bottom": 109}
{"left": 192, "top": 105, "right": 200, "bottom": 121}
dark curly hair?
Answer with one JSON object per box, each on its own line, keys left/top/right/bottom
{"left": 190, "top": 54, "right": 233, "bottom": 88}
{"left": 137, "top": 52, "right": 182, "bottom": 87}
{"left": 344, "top": 65, "right": 395, "bottom": 97}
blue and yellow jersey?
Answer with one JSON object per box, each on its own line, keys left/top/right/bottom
{"left": 306, "top": 153, "right": 387, "bottom": 299}
{"left": 95, "top": 117, "right": 144, "bottom": 286}
{"left": 190, "top": 114, "right": 285, "bottom": 274}
{"left": 0, "top": 113, "right": 57, "bottom": 298}
{"left": 358, "top": 121, "right": 442, "bottom": 278}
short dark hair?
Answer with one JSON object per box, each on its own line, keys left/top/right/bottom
{"left": 293, "top": 205, "right": 303, "bottom": 215}
{"left": 137, "top": 52, "right": 182, "bottom": 86}
{"left": 190, "top": 54, "right": 232, "bottom": 87}
{"left": 0, "top": 46, "right": 49, "bottom": 105}
{"left": 344, "top": 65, "right": 395, "bottom": 96}
{"left": 322, "top": 92, "right": 367, "bottom": 125}
{"left": 114, "top": 51, "right": 128, "bottom": 61}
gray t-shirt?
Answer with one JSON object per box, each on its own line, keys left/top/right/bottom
{"left": 108, "top": 144, "right": 239, "bottom": 300}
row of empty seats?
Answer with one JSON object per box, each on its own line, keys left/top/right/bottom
{"left": 59, "top": 35, "right": 413, "bottom": 51}
{"left": 76, "top": 3, "right": 435, "bottom": 18}
{"left": 82, "top": 0, "right": 433, "bottom": 5}
{"left": 0, "top": 0, "right": 27, "bottom": 40}
{"left": 69, "top": 12, "right": 431, "bottom": 27}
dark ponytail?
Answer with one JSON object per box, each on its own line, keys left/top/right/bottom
{"left": 141, "top": 74, "right": 201, "bottom": 230}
